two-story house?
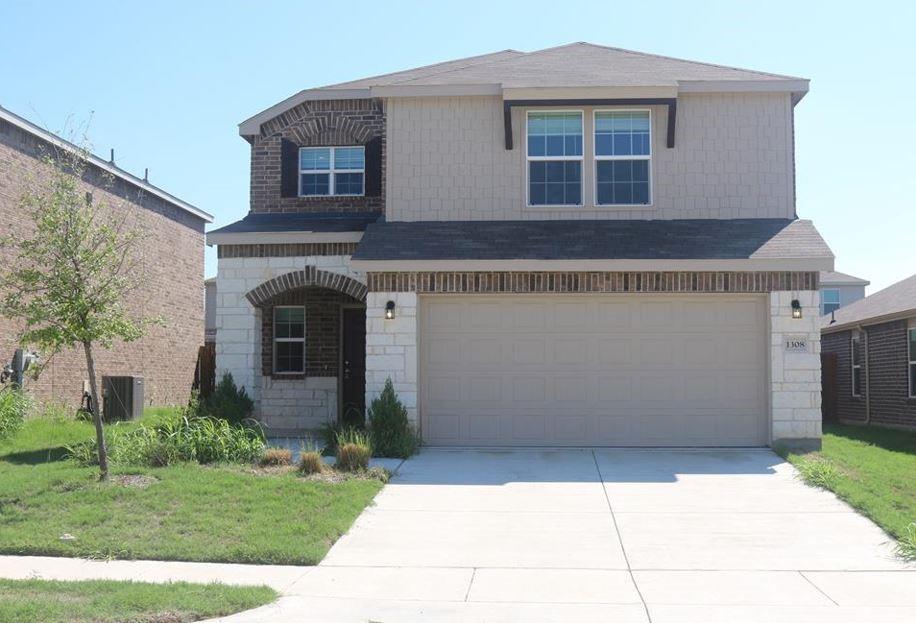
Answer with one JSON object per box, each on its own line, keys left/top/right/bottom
{"left": 208, "top": 43, "right": 833, "bottom": 450}
{"left": 819, "top": 270, "right": 869, "bottom": 316}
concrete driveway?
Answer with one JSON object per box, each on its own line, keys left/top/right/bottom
{"left": 226, "top": 448, "right": 915, "bottom": 622}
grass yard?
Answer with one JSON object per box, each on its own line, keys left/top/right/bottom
{"left": 0, "top": 578, "right": 276, "bottom": 623}
{"left": 784, "top": 422, "right": 916, "bottom": 559}
{"left": 0, "top": 413, "right": 383, "bottom": 565}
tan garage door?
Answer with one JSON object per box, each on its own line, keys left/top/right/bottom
{"left": 420, "top": 294, "right": 767, "bottom": 447}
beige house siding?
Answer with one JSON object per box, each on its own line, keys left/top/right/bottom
{"left": 385, "top": 92, "right": 795, "bottom": 221}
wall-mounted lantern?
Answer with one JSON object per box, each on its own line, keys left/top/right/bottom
{"left": 385, "top": 300, "right": 396, "bottom": 320}
{"left": 791, "top": 299, "right": 802, "bottom": 319}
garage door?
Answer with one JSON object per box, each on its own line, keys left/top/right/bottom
{"left": 420, "top": 295, "right": 767, "bottom": 447}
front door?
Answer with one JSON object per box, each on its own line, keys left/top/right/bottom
{"left": 341, "top": 307, "right": 367, "bottom": 425}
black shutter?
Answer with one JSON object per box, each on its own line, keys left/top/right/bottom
{"left": 280, "top": 138, "right": 299, "bottom": 198}
{"left": 364, "top": 136, "right": 382, "bottom": 197}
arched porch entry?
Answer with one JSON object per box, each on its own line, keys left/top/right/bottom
{"left": 245, "top": 268, "right": 367, "bottom": 433}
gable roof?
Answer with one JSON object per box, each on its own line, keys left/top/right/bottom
{"left": 240, "top": 43, "right": 809, "bottom": 136}
{"left": 0, "top": 105, "right": 212, "bottom": 223}
{"left": 823, "top": 273, "right": 916, "bottom": 332}
{"left": 820, "top": 270, "right": 870, "bottom": 287}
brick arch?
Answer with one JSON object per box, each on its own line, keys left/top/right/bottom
{"left": 245, "top": 267, "right": 367, "bottom": 306}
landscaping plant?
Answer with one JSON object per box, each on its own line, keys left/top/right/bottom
{"left": 368, "top": 378, "right": 419, "bottom": 458}
{"left": 199, "top": 373, "right": 254, "bottom": 424}
{"left": 260, "top": 447, "right": 293, "bottom": 467}
{"left": 0, "top": 146, "right": 158, "bottom": 481}
{"left": 335, "top": 427, "right": 371, "bottom": 472}
{"left": 298, "top": 449, "right": 325, "bottom": 475}
{"left": 0, "top": 387, "right": 31, "bottom": 440}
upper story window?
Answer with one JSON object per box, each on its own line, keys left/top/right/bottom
{"left": 526, "top": 112, "right": 583, "bottom": 206}
{"left": 299, "top": 146, "right": 364, "bottom": 197}
{"left": 274, "top": 306, "right": 305, "bottom": 374}
{"left": 594, "top": 110, "right": 651, "bottom": 206}
{"left": 908, "top": 323, "right": 915, "bottom": 398}
{"left": 851, "top": 330, "right": 863, "bottom": 397}
{"left": 821, "top": 289, "right": 841, "bottom": 315}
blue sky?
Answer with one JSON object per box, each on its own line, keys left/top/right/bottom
{"left": 2, "top": 0, "right": 913, "bottom": 290}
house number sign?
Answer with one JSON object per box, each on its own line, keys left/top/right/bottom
{"left": 784, "top": 336, "right": 809, "bottom": 353}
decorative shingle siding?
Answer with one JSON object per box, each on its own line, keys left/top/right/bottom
{"left": 822, "top": 320, "right": 916, "bottom": 428}
{"left": 0, "top": 115, "right": 205, "bottom": 408}
{"left": 385, "top": 92, "right": 795, "bottom": 222}
{"left": 246, "top": 266, "right": 367, "bottom": 306}
{"left": 368, "top": 271, "right": 818, "bottom": 294}
{"left": 250, "top": 98, "right": 385, "bottom": 214}
{"left": 258, "top": 287, "right": 356, "bottom": 378}
{"left": 218, "top": 243, "right": 359, "bottom": 258}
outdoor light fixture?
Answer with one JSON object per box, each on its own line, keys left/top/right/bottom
{"left": 791, "top": 299, "right": 802, "bottom": 319}
{"left": 385, "top": 300, "right": 396, "bottom": 320}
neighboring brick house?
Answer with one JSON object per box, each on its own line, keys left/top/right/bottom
{"left": 209, "top": 43, "right": 834, "bottom": 449}
{"left": 819, "top": 270, "right": 869, "bottom": 317}
{"left": 0, "top": 105, "right": 213, "bottom": 408}
{"left": 821, "top": 274, "right": 916, "bottom": 429}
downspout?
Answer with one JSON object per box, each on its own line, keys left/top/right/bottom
{"left": 857, "top": 324, "right": 871, "bottom": 424}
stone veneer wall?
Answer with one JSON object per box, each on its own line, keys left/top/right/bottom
{"left": 215, "top": 255, "right": 364, "bottom": 430}
{"left": 768, "top": 290, "right": 822, "bottom": 449}
{"left": 365, "top": 292, "right": 418, "bottom": 424}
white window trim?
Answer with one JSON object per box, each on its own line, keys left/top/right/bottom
{"left": 298, "top": 146, "right": 365, "bottom": 197}
{"left": 525, "top": 110, "right": 584, "bottom": 208}
{"left": 593, "top": 108, "right": 653, "bottom": 208}
{"left": 273, "top": 305, "right": 305, "bottom": 375}
{"left": 821, "top": 288, "right": 841, "bottom": 315}
{"left": 851, "top": 331, "right": 862, "bottom": 398}
{"left": 908, "top": 324, "right": 916, "bottom": 398}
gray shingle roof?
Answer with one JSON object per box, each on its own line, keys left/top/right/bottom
{"left": 326, "top": 43, "right": 804, "bottom": 90}
{"left": 208, "top": 211, "right": 381, "bottom": 235}
{"left": 823, "top": 274, "right": 916, "bottom": 331}
{"left": 351, "top": 218, "right": 831, "bottom": 262}
{"left": 820, "top": 270, "right": 870, "bottom": 286}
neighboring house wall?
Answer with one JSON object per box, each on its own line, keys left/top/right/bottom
{"left": 0, "top": 118, "right": 205, "bottom": 408}
{"left": 385, "top": 92, "right": 795, "bottom": 221}
{"left": 249, "top": 98, "right": 385, "bottom": 214}
{"left": 822, "top": 319, "right": 916, "bottom": 428}
{"left": 820, "top": 284, "right": 866, "bottom": 315}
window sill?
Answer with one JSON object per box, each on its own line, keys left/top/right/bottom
{"left": 524, "top": 203, "right": 654, "bottom": 210}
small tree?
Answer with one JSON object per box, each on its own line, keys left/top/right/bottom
{"left": 0, "top": 146, "right": 153, "bottom": 480}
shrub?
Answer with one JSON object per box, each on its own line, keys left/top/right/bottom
{"left": 368, "top": 378, "right": 419, "bottom": 458}
{"left": 260, "top": 447, "right": 292, "bottom": 467}
{"left": 199, "top": 373, "right": 254, "bottom": 424}
{"left": 0, "top": 387, "right": 31, "bottom": 440}
{"left": 335, "top": 427, "right": 371, "bottom": 472}
{"left": 298, "top": 450, "right": 325, "bottom": 475}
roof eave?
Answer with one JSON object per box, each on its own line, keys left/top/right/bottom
{"left": 822, "top": 308, "right": 916, "bottom": 334}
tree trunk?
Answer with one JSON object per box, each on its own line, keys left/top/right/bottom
{"left": 82, "top": 340, "right": 108, "bottom": 481}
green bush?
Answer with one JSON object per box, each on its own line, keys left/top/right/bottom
{"left": 795, "top": 456, "right": 842, "bottom": 490}
{"left": 68, "top": 410, "right": 265, "bottom": 467}
{"left": 199, "top": 373, "right": 254, "bottom": 424}
{"left": 368, "top": 378, "right": 419, "bottom": 458}
{"left": 0, "top": 387, "right": 31, "bottom": 440}
{"left": 335, "top": 427, "right": 371, "bottom": 472}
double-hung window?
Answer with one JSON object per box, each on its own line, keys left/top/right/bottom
{"left": 299, "top": 146, "right": 365, "bottom": 197}
{"left": 527, "top": 112, "right": 583, "bottom": 206}
{"left": 821, "top": 289, "right": 841, "bottom": 315}
{"left": 595, "top": 110, "right": 651, "bottom": 205}
{"left": 851, "top": 330, "right": 863, "bottom": 397}
{"left": 908, "top": 324, "right": 916, "bottom": 398}
{"left": 274, "top": 306, "right": 305, "bottom": 374}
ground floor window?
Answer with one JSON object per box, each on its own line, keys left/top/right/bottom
{"left": 274, "top": 306, "right": 305, "bottom": 373}
{"left": 908, "top": 326, "right": 916, "bottom": 398}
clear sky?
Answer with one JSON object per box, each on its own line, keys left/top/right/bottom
{"left": 2, "top": 0, "right": 913, "bottom": 290}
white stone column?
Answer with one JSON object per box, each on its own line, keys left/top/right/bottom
{"left": 768, "top": 290, "right": 822, "bottom": 450}
{"left": 215, "top": 258, "right": 261, "bottom": 403}
{"left": 365, "top": 292, "right": 418, "bottom": 424}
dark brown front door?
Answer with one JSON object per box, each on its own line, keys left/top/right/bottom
{"left": 341, "top": 307, "right": 366, "bottom": 425}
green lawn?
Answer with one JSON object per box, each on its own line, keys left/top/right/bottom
{"left": 0, "top": 413, "right": 383, "bottom": 564}
{"left": 0, "top": 578, "right": 276, "bottom": 623}
{"left": 784, "top": 422, "right": 916, "bottom": 558}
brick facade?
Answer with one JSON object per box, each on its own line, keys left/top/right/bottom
{"left": 257, "top": 287, "right": 360, "bottom": 378}
{"left": 250, "top": 98, "right": 385, "bottom": 214}
{"left": 218, "top": 242, "right": 359, "bottom": 259}
{"left": 0, "top": 117, "right": 206, "bottom": 408}
{"left": 823, "top": 319, "right": 916, "bottom": 428}
{"left": 368, "top": 271, "right": 819, "bottom": 293}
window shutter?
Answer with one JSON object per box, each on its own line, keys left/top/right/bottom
{"left": 364, "top": 136, "right": 382, "bottom": 197}
{"left": 280, "top": 138, "right": 299, "bottom": 198}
